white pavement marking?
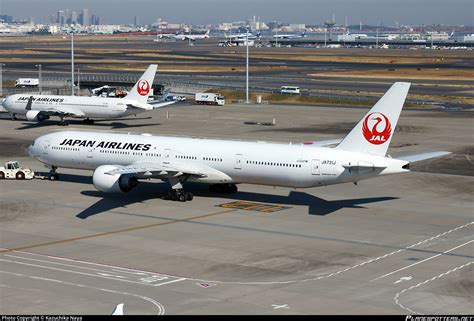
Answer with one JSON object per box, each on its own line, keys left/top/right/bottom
{"left": 2, "top": 252, "right": 187, "bottom": 287}
{"left": 394, "top": 276, "right": 412, "bottom": 284}
{"left": 371, "top": 240, "right": 473, "bottom": 282}
{"left": 1, "top": 221, "right": 472, "bottom": 286}
{"left": 153, "top": 278, "right": 187, "bottom": 287}
{"left": 272, "top": 304, "right": 290, "bottom": 309}
{"left": 0, "top": 270, "right": 166, "bottom": 315}
{"left": 9, "top": 250, "right": 183, "bottom": 279}
{"left": 0, "top": 257, "right": 185, "bottom": 287}
{"left": 187, "top": 221, "right": 474, "bottom": 285}
{"left": 394, "top": 261, "right": 473, "bottom": 315}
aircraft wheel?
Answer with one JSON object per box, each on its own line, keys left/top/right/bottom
{"left": 178, "top": 193, "right": 187, "bottom": 202}
{"left": 185, "top": 192, "right": 194, "bottom": 201}
{"left": 49, "top": 173, "right": 59, "bottom": 181}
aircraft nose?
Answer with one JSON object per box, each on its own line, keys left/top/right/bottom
{"left": 28, "top": 138, "right": 38, "bottom": 158}
{"left": 2, "top": 96, "right": 13, "bottom": 111}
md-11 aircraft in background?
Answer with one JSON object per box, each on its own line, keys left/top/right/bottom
{"left": 27, "top": 82, "right": 449, "bottom": 201}
{"left": 2, "top": 64, "right": 175, "bottom": 126}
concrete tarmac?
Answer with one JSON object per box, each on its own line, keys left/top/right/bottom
{"left": 0, "top": 103, "right": 472, "bottom": 314}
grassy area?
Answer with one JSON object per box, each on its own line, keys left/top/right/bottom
{"left": 205, "top": 89, "right": 453, "bottom": 109}
{"left": 309, "top": 68, "right": 474, "bottom": 81}
{"left": 206, "top": 89, "right": 376, "bottom": 107}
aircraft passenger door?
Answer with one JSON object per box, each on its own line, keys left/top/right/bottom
{"left": 42, "top": 140, "right": 50, "bottom": 155}
{"left": 234, "top": 154, "right": 242, "bottom": 170}
{"left": 311, "top": 159, "right": 321, "bottom": 175}
{"left": 163, "top": 149, "right": 171, "bottom": 164}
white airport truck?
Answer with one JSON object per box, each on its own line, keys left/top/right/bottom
{"left": 195, "top": 93, "right": 225, "bottom": 106}
{"left": 15, "top": 78, "right": 39, "bottom": 87}
{"left": 0, "top": 161, "right": 35, "bottom": 180}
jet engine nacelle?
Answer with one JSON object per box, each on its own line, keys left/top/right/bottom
{"left": 26, "top": 110, "right": 50, "bottom": 122}
{"left": 93, "top": 165, "right": 138, "bottom": 193}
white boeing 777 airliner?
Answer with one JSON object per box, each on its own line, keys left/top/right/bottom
{"left": 27, "top": 82, "right": 449, "bottom": 201}
{"left": 2, "top": 64, "right": 174, "bottom": 126}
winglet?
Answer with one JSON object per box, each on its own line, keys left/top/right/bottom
{"left": 112, "top": 303, "right": 124, "bottom": 315}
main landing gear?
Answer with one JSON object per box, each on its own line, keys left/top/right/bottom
{"left": 161, "top": 177, "right": 194, "bottom": 202}
{"left": 59, "top": 115, "right": 69, "bottom": 126}
{"left": 161, "top": 189, "right": 194, "bottom": 202}
{"left": 48, "top": 166, "right": 59, "bottom": 181}
{"left": 82, "top": 118, "right": 94, "bottom": 124}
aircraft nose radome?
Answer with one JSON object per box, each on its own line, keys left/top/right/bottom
{"left": 28, "top": 139, "right": 38, "bottom": 158}
{"left": 2, "top": 96, "right": 14, "bottom": 110}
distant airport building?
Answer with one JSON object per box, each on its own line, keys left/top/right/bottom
{"left": 456, "top": 34, "right": 474, "bottom": 42}
{"left": 337, "top": 34, "right": 368, "bottom": 41}
{"left": 289, "top": 24, "right": 306, "bottom": 31}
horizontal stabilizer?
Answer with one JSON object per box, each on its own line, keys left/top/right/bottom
{"left": 304, "top": 139, "right": 342, "bottom": 147}
{"left": 126, "top": 101, "right": 153, "bottom": 110}
{"left": 395, "top": 151, "right": 451, "bottom": 163}
{"left": 149, "top": 101, "right": 176, "bottom": 109}
{"left": 112, "top": 303, "right": 124, "bottom": 315}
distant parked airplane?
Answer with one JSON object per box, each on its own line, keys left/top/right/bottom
{"left": 273, "top": 31, "right": 306, "bottom": 39}
{"left": 224, "top": 30, "right": 261, "bottom": 40}
{"left": 174, "top": 30, "right": 210, "bottom": 41}
{"left": 2, "top": 65, "right": 175, "bottom": 125}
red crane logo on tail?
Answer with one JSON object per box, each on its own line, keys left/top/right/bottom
{"left": 362, "top": 112, "right": 392, "bottom": 145}
{"left": 137, "top": 79, "right": 150, "bottom": 96}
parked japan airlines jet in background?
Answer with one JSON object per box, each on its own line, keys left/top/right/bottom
{"left": 28, "top": 82, "right": 449, "bottom": 201}
{"left": 2, "top": 64, "right": 174, "bottom": 126}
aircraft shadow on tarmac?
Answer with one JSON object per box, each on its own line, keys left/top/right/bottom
{"left": 13, "top": 117, "right": 158, "bottom": 130}
{"left": 75, "top": 181, "right": 398, "bottom": 219}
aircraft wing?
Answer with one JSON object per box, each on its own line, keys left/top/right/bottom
{"left": 23, "top": 96, "right": 86, "bottom": 117}
{"left": 394, "top": 151, "right": 451, "bottom": 163}
{"left": 104, "top": 161, "right": 232, "bottom": 182}
{"left": 41, "top": 106, "right": 86, "bottom": 118}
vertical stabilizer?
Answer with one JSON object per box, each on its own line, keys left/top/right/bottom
{"left": 336, "top": 82, "right": 411, "bottom": 156}
{"left": 125, "top": 64, "right": 157, "bottom": 103}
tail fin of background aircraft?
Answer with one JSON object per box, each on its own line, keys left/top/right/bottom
{"left": 336, "top": 82, "right": 411, "bottom": 156}
{"left": 125, "top": 64, "right": 157, "bottom": 103}
{"left": 112, "top": 303, "right": 124, "bottom": 315}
